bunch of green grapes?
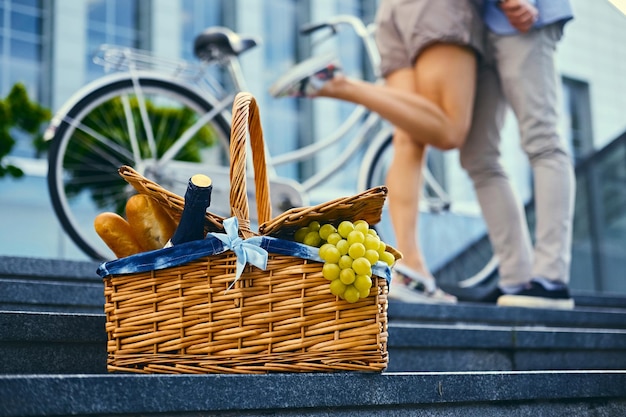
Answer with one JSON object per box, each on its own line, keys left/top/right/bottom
{"left": 294, "top": 219, "right": 396, "bottom": 303}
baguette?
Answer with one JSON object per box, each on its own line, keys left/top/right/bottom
{"left": 126, "top": 194, "right": 177, "bottom": 250}
{"left": 94, "top": 212, "right": 144, "bottom": 258}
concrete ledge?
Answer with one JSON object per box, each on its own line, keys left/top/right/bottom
{"left": 387, "top": 323, "right": 626, "bottom": 372}
{"left": 1, "top": 371, "right": 625, "bottom": 416}
{"left": 0, "top": 256, "right": 100, "bottom": 281}
{"left": 0, "top": 256, "right": 103, "bottom": 313}
{"left": 0, "top": 312, "right": 106, "bottom": 374}
{"left": 389, "top": 301, "right": 626, "bottom": 329}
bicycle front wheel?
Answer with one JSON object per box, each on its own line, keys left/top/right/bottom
{"left": 360, "top": 132, "right": 498, "bottom": 288}
{"left": 47, "top": 75, "right": 231, "bottom": 260}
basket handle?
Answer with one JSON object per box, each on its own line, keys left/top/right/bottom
{"left": 229, "top": 92, "right": 272, "bottom": 236}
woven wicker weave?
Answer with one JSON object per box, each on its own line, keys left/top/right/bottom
{"left": 103, "top": 92, "right": 397, "bottom": 374}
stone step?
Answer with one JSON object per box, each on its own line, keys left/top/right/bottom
{"left": 387, "top": 321, "right": 626, "bottom": 372}
{"left": 388, "top": 300, "right": 626, "bottom": 329}
{"left": 0, "top": 311, "right": 106, "bottom": 374}
{"left": 0, "top": 256, "right": 102, "bottom": 313}
{"left": 3, "top": 310, "right": 626, "bottom": 375}
{"left": 2, "top": 371, "right": 625, "bottom": 416}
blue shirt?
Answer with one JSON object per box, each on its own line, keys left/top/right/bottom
{"left": 483, "top": 0, "right": 574, "bottom": 35}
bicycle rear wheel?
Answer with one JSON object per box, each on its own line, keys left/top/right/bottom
{"left": 47, "top": 75, "right": 231, "bottom": 260}
{"left": 360, "top": 132, "right": 498, "bottom": 288}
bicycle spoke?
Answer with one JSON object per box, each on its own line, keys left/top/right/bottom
{"left": 120, "top": 94, "right": 142, "bottom": 163}
{"left": 157, "top": 99, "right": 229, "bottom": 166}
{"left": 131, "top": 76, "right": 158, "bottom": 158}
{"left": 62, "top": 115, "right": 134, "bottom": 161}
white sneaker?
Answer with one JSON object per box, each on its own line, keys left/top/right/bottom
{"left": 269, "top": 54, "right": 341, "bottom": 98}
{"left": 388, "top": 265, "right": 457, "bottom": 304}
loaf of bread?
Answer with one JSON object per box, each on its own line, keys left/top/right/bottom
{"left": 94, "top": 212, "right": 145, "bottom": 258}
{"left": 125, "top": 194, "right": 177, "bottom": 251}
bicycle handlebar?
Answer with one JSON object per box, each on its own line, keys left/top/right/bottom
{"left": 300, "top": 21, "right": 332, "bottom": 35}
{"left": 299, "top": 14, "right": 380, "bottom": 79}
{"left": 299, "top": 15, "right": 370, "bottom": 37}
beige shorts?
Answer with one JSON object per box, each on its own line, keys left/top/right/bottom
{"left": 375, "top": 0, "right": 484, "bottom": 77}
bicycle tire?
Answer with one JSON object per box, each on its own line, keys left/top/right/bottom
{"left": 359, "top": 132, "right": 499, "bottom": 288}
{"left": 47, "top": 75, "right": 231, "bottom": 260}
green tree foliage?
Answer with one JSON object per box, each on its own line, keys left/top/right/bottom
{"left": 0, "top": 83, "right": 51, "bottom": 178}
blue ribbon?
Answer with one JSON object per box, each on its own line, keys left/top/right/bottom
{"left": 209, "top": 217, "right": 268, "bottom": 290}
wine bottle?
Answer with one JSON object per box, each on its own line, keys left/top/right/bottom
{"left": 164, "top": 174, "right": 213, "bottom": 247}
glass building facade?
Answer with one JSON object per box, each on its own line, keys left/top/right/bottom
{"left": 0, "top": 0, "right": 625, "bottom": 295}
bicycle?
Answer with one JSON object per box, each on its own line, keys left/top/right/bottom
{"left": 44, "top": 15, "right": 497, "bottom": 288}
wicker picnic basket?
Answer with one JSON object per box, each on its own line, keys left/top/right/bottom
{"left": 101, "top": 92, "right": 400, "bottom": 374}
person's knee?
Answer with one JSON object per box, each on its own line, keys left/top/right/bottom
{"left": 436, "top": 126, "right": 468, "bottom": 150}
{"left": 460, "top": 150, "right": 507, "bottom": 184}
{"left": 522, "top": 135, "right": 571, "bottom": 165}
{"left": 440, "top": 133, "right": 465, "bottom": 150}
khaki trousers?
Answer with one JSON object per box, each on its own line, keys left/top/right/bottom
{"left": 460, "top": 23, "right": 576, "bottom": 286}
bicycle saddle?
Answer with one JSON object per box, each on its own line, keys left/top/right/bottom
{"left": 194, "top": 27, "right": 259, "bottom": 60}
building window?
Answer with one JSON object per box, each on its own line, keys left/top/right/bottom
{"left": 0, "top": 0, "right": 43, "bottom": 98}
{"left": 180, "top": 0, "right": 222, "bottom": 62}
{"left": 85, "top": 0, "right": 142, "bottom": 82}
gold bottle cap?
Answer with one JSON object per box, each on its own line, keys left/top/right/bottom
{"left": 190, "top": 174, "right": 212, "bottom": 187}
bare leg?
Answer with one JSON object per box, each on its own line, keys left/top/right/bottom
{"left": 383, "top": 44, "right": 477, "bottom": 292}
{"left": 386, "top": 129, "right": 429, "bottom": 277}
{"left": 317, "top": 44, "right": 477, "bottom": 151}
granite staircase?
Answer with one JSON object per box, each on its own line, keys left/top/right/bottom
{"left": 2, "top": 255, "right": 626, "bottom": 416}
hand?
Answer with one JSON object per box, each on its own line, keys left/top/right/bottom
{"left": 498, "top": 0, "right": 539, "bottom": 33}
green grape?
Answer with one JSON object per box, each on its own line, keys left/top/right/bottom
{"left": 352, "top": 257, "right": 372, "bottom": 276}
{"left": 346, "top": 230, "right": 365, "bottom": 246}
{"left": 343, "top": 285, "right": 360, "bottom": 303}
{"left": 319, "top": 243, "right": 333, "bottom": 260}
{"left": 338, "top": 255, "right": 353, "bottom": 270}
{"left": 380, "top": 250, "right": 396, "bottom": 266}
{"left": 354, "top": 274, "right": 373, "bottom": 293}
{"left": 348, "top": 242, "right": 366, "bottom": 259}
{"left": 318, "top": 224, "right": 337, "bottom": 241}
{"left": 339, "top": 267, "right": 356, "bottom": 285}
{"left": 354, "top": 220, "right": 370, "bottom": 235}
{"left": 367, "top": 228, "right": 378, "bottom": 237}
{"left": 323, "top": 246, "right": 341, "bottom": 264}
{"left": 329, "top": 279, "right": 347, "bottom": 297}
{"left": 364, "top": 249, "right": 380, "bottom": 265}
{"left": 322, "top": 263, "right": 341, "bottom": 281}
{"left": 336, "top": 239, "right": 349, "bottom": 256}
{"left": 337, "top": 221, "right": 355, "bottom": 238}
{"left": 326, "top": 232, "right": 342, "bottom": 245}
{"left": 294, "top": 227, "right": 309, "bottom": 243}
{"left": 308, "top": 220, "right": 321, "bottom": 232}
{"left": 377, "top": 240, "right": 387, "bottom": 255}
{"left": 303, "top": 231, "right": 322, "bottom": 247}
{"left": 364, "top": 234, "right": 381, "bottom": 251}
{"left": 358, "top": 287, "right": 371, "bottom": 298}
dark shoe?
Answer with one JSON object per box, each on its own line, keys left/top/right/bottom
{"left": 446, "top": 284, "right": 502, "bottom": 303}
{"left": 497, "top": 278, "right": 575, "bottom": 310}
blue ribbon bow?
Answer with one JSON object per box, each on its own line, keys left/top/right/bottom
{"left": 210, "top": 216, "right": 268, "bottom": 291}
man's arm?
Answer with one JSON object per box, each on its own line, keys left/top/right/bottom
{"left": 498, "top": 0, "right": 539, "bottom": 33}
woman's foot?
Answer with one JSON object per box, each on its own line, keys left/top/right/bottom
{"left": 388, "top": 264, "right": 457, "bottom": 304}
{"left": 269, "top": 54, "right": 341, "bottom": 98}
